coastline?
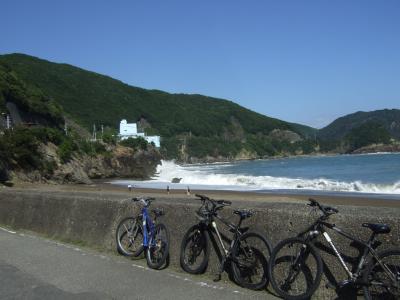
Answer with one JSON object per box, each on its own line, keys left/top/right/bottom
{"left": 5, "top": 181, "right": 400, "bottom": 208}
{"left": 178, "top": 150, "right": 400, "bottom": 166}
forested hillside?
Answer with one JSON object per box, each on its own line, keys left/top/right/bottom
{"left": 318, "top": 109, "right": 400, "bottom": 140}
{"left": 0, "top": 53, "right": 316, "bottom": 160}
{"left": 1, "top": 53, "right": 397, "bottom": 162}
{"left": 318, "top": 109, "right": 400, "bottom": 153}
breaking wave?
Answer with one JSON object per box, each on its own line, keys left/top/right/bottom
{"left": 150, "top": 160, "right": 400, "bottom": 194}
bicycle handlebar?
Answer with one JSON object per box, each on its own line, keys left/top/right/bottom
{"left": 132, "top": 197, "right": 155, "bottom": 206}
{"left": 195, "top": 194, "right": 231, "bottom": 214}
{"left": 195, "top": 194, "right": 231, "bottom": 205}
{"left": 308, "top": 198, "right": 338, "bottom": 217}
{"left": 195, "top": 194, "right": 210, "bottom": 201}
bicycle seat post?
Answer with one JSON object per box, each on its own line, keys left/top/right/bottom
{"left": 366, "top": 232, "right": 377, "bottom": 247}
{"left": 236, "top": 215, "right": 244, "bottom": 229}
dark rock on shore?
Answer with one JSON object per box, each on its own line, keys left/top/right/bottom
{"left": 83, "top": 146, "right": 161, "bottom": 180}
{"left": 351, "top": 143, "right": 400, "bottom": 154}
{"left": 11, "top": 143, "right": 161, "bottom": 184}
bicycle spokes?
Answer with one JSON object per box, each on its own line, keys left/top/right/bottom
{"left": 272, "top": 241, "right": 321, "bottom": 297}
{"left": 368, "top": 260, "right": 400, "bottom": 299}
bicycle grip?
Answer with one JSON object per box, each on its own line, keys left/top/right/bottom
{"left": 217, "top": 200, "right": 232, "bottom": 206}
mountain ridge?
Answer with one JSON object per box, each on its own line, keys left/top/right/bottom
{"left": 0, "top": 53, "right": 317, "bottom": 160}
{"left": 0, "top": 53, "right": 309, "bottom": 131}
{"left": 1, "top": 52, "right": 398, "bottom": 161}
{"left": 319, "top": 109, "right": 400, "bottom": 140}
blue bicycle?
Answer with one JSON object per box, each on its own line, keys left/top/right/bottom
{"left": 116, "top": 197, "right": 170, "bottom": 269}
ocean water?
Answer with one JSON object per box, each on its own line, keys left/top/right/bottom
{"left": 111, "top": 153, "right": 400, "bottom": 198}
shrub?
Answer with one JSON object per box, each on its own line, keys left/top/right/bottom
{"left": 58, "top": 139, "right": 76, "bottom": 162}
{"left": 120, "top": 137, "right": 148, "bottom": 151}
{"left": 30, "top": 126, "right": 65, "bottom": 145}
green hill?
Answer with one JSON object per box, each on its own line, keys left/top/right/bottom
{"left": 317, "top": 109, "right": 400, "bottom": 153}
{"left": 0, "top": 53, "right": 316, "bottom": 160}
{"left": 318, "top": 109, "right": 400, "bottom": 140}
{"left": 0, "top": 62, "right": 63, "bottom": 127}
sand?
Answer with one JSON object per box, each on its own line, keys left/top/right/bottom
{"left": 5, "top": 181, "right": 400, "bottom": 209}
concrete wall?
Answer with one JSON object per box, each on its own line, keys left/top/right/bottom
{"left": 0, "top": 188, "right": 399, "bottom": 299}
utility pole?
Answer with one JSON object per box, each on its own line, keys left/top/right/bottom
{"left": 93, "top": 124, "right": 97, "bottom": 141}
{"left": 64, "top": 120, "right": 68, "bottom": 136}
{"left": 101, "top": 124, "right": 104, "bottom": 140}
{"left": 6, "top": 115, "right": 11, "bottom": 129}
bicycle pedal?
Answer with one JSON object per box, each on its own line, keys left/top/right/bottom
{"left": 213, "top": 274, "right": 221, "bottom": 282}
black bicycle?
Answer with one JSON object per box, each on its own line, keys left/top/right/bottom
{"left": 116, "top": 197, "right": 170, "bottom": 270}
{"left": 180, "top": 194, "right": 272, "bottom": 290}
{"left": 268, "top": 198, "right": 400, "bottom": 300}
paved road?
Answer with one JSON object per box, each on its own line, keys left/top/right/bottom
{"left": 0, "top": 227, "right": 277, "bottom": 300}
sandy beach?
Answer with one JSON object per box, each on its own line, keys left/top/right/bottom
{"left": 5, "top": 180, "right": 400, "bottom": 209}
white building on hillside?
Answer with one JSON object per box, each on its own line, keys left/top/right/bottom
{"left": 119, "top": 119, "right": 160, "bottom": 147}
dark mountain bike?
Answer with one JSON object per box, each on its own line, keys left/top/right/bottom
{"left": 268, "top": 198, "right": 400, "bottom": 300}
{"left": 116, "top": 197, "right": 170, "bottom": 270}
{"left": 180, "top": 194, "right": 272, "bottom": 290}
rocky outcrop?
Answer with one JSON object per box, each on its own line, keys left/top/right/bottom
{"left": 185, "top": 156, "right": 231, "bottom": 164}
{"left": 351, "top": 143, "right": 400, "bottom": 154}
{"left": 269, "top": 129, "right": 302, "bottom": 143}
{"left": 181, "top": 149, "right": 258, "bottom": 164}
{"left": 234, "top": 149, "right": 258, "bottom": 160}
{"left": 83, "top": 146, "right": 161, "bottom": 179}
{"left": 11, "top": 143, "right": 161, "bottom": 184}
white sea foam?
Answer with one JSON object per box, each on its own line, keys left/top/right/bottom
{"left": 112, "top": 160, "right": 400, "bottom": 194}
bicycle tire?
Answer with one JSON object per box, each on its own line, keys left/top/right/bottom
{"left": 146, "top": 223, "right": 170, "bottom": 269}
{"left": 116, "top": 217, "right": 144, "bottom": 257}
{"left": 362, "top": 248, "right": 400, "bottom": 300}
{"left": 268, "top": 237, "right": 323, "bottom": 300}
{"left": 180, "top": 224, "right": 210, "bottom": 274}
{"left": 231, "top": 231, "right": 272, "bottom": 290}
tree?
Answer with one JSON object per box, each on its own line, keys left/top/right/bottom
{"left": 120, "top": 137, "right": 148, "bottom": 150}
{"left": 345, "top": 122, "right": 391, "bottom": 151}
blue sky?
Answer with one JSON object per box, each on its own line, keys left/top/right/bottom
{"left": 1, "top": 0, "right": 399, "bottom": 128}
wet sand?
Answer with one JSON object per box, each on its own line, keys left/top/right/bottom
{"left": 5, "top": 181, "right": 400, "bottom": 208}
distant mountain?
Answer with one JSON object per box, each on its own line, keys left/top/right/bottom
{"left": 0, "top": 53, "right": 316, "bottom": 161}
{"left": 289, "top": 122, "right": 317, "bottom": 139}
{"left": 318, "top": 109, "right": 400, "bottom": 140}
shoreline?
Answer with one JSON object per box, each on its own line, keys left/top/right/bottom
{"left": 178, "top": 150, "right": 400, "bottom": 166}
{"left": 5, "top": 181, "right": 400, "bottom": 208}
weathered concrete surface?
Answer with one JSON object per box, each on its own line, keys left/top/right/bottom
{"left": 0, "top": 188, "right": 399, "bottom": 299}
{"left": 0, "top": 229, "right": 270, "bottom": 300}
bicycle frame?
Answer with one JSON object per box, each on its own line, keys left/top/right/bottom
{"left": 306, "top": 220, "right": 383, "bottom": 282}
{"left": 208, "top": 213, "right": 243, "bottom": 258}
{"left": 141, "top": 206, "right": 156, "bottom": 248}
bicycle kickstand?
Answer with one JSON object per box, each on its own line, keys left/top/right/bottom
{"left": 213, "top": 257, "right": 226, "bottom": 282}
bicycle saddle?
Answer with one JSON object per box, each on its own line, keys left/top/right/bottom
{"left": 234, "top": 209, "right": 253, "bottom": 219}
{"left": 152, "top": 208, "right": 164, "bottom": 217}
{"left": 362, "top": 223, "right": 391, "bottom": 234}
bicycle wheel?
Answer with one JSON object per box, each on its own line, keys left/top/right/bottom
{"left": 180, "top": 224, "right": 210, "bottom": 274}
{"left": 231, "top": 231, "right": 272, "bottom": 290}
{"left": 116, "top": 217, "right": 144, "bottom": 257}
{"left": 363, "top": 248, "right": 400, "bottom": 300}
{"left": 268, "top": 237, "right": 323, "bottom": 300}
{"left": 146, "top": 223, "right": 170, "bottom": 269}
